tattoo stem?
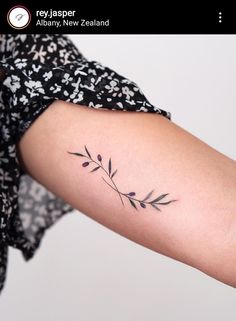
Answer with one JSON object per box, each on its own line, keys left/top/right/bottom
{"left": 102, "top": 177, "right": 173, "bottom": 206}
{"left": 84, "top": 155, "right": 124, "bottom": 206}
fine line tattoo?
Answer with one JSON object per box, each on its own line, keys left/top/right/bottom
{"left": 68, "top": 145, "right": 177, "bottom": 211}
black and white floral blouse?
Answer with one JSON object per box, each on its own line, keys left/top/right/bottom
{"left": 0, "top": 34, "right": 171, "bottom": 294}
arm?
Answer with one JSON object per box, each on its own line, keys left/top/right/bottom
{"left": 17, "top": 100, "right": 236, "bottom": 287}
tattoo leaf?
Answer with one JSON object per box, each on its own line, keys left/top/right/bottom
{"left": 82, "top": 162, "right": 89, "bottom": 167}
{"left": 97, "top": 154, "right": 102, "bottom": 162}
{"left": 151, "top": 203, "right": 161, "bottom": 211}
{"left": 90, "top": 166, "right": 100, "bottom": 172}
{"left": 157, "top": 200, "right": 177, "bottom": 205}
{"left": 108, "top": 158, "right": 112, "bottom": 176}
{"left": 140, "top": 203, "right": 146, "bottom": 208}
{"left": 111, "top": 169, "right": 118, "bottom": 178}
{"left": 151, "top": 193, "right": 169, "bottom": 203}
{"left": 129, "top": 199, "right": 137, "bottom": 210}
{"left": 141, "top": 190, "right": 154, "bottom": 202}
{"left": 68, "top": 152, "right": 84, "bottom": 157}
{"left": 84, "top": 145, "right": 91, "bottom": 158}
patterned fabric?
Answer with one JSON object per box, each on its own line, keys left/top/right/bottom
{"left": 0, "top": 34, "right": 171, "bottom": 294}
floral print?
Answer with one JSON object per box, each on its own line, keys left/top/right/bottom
{"left": 0, "top": 34, "right": 171, "bottom": 295}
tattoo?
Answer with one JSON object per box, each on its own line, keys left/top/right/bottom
{"left": 68, "top": 145, "right": 177, "bottom": 211}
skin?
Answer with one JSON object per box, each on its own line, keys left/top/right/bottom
{"left": 17, "top": 100, "right": 236, "bottom": 287}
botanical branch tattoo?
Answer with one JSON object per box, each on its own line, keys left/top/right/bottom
{"left": 68, "top": 145, "right": 177, "bottom": 212}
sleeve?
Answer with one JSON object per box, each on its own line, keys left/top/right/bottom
{"left": 0, "top": 56, "right": 171, "bottom": 141}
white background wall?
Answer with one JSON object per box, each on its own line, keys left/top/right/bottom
{"left": 1, "top": 35, "right": 236, "bottom": 321}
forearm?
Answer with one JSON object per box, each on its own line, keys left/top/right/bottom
{"left": 17, "top": 100, "right": 236, "bottom": 287}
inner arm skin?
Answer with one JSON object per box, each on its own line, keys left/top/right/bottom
{"left": 17, "top": 100, "right": 236, "bottom": 287}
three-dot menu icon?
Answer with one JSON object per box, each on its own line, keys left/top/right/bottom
{"left": 219, "top": 11, "right": 222, "bottom": 23}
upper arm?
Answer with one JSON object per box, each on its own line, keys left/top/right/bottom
{"left": 17, "top": 100, "right": 236, "bottom": 287}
